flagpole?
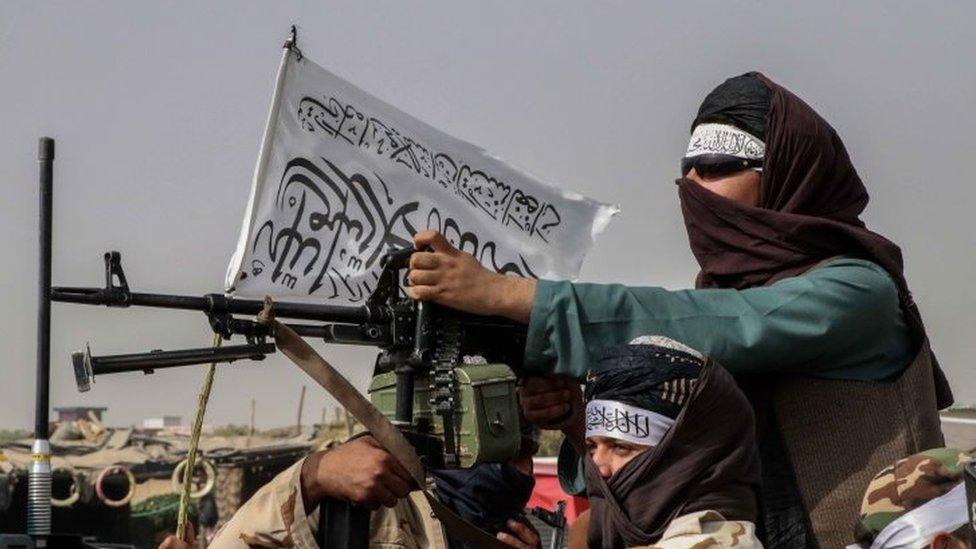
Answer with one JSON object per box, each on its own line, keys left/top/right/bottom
{"left": 29, "top": 137, "right": 55, "bottom": 537}
{"left": 223, "top": 29, "right": 297, "bottom": 293}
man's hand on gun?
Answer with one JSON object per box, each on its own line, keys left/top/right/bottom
{"left": 300, "top": 435, "right": 416, "bottom": 511}
{"left": 519, "top": 375, "right": 586, "bottom": 452}
{"left": 497, "top": 517, "right": 543, "bottom": 549}
{"left": 408, "top": 230, "right": 536, "bottom": 323}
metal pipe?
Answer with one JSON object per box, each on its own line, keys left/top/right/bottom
{"left": 29, "top": 137, "right": 54, "bottom": 536}
{"left": 35, "top": 137, "right": 53, "bottom": 438}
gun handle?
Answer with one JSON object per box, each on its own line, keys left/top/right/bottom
{"left": 317, "top": 497, "right": 370, "bottom": 549}
{"left": 380, "top": 248, "right": 415, "bottom": 270}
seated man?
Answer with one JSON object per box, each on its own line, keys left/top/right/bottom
{"left": 160, "top": 435, "right": 541, "bottom": 548}
{"left": 853, "top": 448, "right": 973, "bottom": 549}
{"left": 528, "top": 336, "right": 762, "bottom": 548}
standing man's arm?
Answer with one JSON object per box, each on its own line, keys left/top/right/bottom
{"left": 408, "top": 231, "right": 912, "bottom": 382}
{"left": 408, "top": 230, "right": 536, "bottom": 323}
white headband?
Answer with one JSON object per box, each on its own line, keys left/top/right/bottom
{"left": 628, "top": 335, "right": 704, "bottom": 360}
{"left": 869, "top": 483, "right": 968, "bottom": 549}
{"left": 843, "top": 482, "right": 969, "bottom": 549}
{"left": 585, "top": 399, "right": 675, "bottom": 447}
{"left": 686, "top": 123, "right": 765, "bottom": 160}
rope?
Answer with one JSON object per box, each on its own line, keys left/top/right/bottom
{"left": 176, "top": 332, "right": 221, "bottom": 539}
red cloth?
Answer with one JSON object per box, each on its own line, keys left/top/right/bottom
{"left": 528, "top": 470, "right": 588, "bottom": 524}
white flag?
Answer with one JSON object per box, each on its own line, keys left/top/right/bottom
{"left": 226, "top": 46, "right": 617, "bottom": 302}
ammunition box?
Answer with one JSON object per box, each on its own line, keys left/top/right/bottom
{"left": 368, "top": 364, "right": 520, "bottom": 468}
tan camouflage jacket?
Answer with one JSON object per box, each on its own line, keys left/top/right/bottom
{"left": 209, "top": 460, "right": 448, "bottom": 549}
{"left": 627, "top": 511, "right": 762, "bottom": 549}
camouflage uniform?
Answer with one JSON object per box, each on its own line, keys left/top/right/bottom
{"left": 569, "top": 510, "right": 762, "bottom": 549}
{"left": 855, "top": 447, "right": 972, "bottom": 544}
{"left": 209, "top": 459, "right": 448, "bottom": 549}
{"left": 626, "top": 511, "right": 762, "bottom": 549}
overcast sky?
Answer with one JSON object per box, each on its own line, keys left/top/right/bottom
{"left": 1, "top": 2, "right": 973, "bottom": 429}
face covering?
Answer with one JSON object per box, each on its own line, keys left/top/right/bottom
{"left": 430, "top": 461, "right": 536, "bottom": 535}
{"left": 584, "top": 340, "right": 761, "bottom": 549}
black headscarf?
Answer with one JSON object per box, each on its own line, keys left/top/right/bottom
{"left": 585, "top": 340, "right": 761, "bottom": 548}
{"left": 585, "top": 342, "right": 703, "bottom": 419}
{"left": 692, "top": 74, "right": 771, "bottom": 141}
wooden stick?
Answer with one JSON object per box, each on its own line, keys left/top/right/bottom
{"left": 176, "top": 333, "right": 221, "bottom": 540}
{"left": 295, "top": 385, "right": 306, "bottom": 436}
{"left": 246, "top": 398, "right": 256, "bottom": 448}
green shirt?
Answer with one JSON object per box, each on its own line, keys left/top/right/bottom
{"left": 525, "top": 257, "right": 913, "bottom": 381}
{"left": 524, "top": 258, "right": 915, "bottom": 495}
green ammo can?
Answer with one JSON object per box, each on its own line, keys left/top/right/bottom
{"left": 368, "top": 364, "right": 520, "bottom": 468}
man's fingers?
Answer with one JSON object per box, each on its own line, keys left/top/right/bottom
{"left": 158, "top": 535, "right": 185, "bottom": 549}
{"left": 380, "top": 466, "right": 414, "bottom": 497}
{"left": 413, "top": 230, "right": 457, "bottom": 255}
{"left": 506, "top": 519, "right": 540, "bottom": 545}
{"left": 406, "top": 285, "right": 441, "bottom": 302}
{"left": 362, "top": 436, "right": 417, "bottom": 489}
{"left": 520, "top": 376, "right": 570, "bottom": 394}
{"left": 384, "top": 475, "right": 413, "bottom": 499}
{"left": 407, "top": 269, "right": 440, "bottom": 287}
{"left": 409, "top": 251, "right": 441, "bottom": 270}
{"left": 524, "top": 403, "right": 570, "bottom": 422}
{"left": 520, "top": 389, "right": 573, "bottom": 409}
{"left": 496, "top": 532, "right": 531, "bottom": 549}
{"left": 388, "top": 458, "right": 418, "bottom": 489}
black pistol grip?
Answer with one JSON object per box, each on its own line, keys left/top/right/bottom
{"left": 381, "top": 248, "right": 416, "bottom": 270}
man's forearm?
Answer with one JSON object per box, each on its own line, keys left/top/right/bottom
{"left": 494, "top": 276, "right": 537, "bottom": 324}
{"left": 300, "top": 451, "right": 327, "bottom": 512}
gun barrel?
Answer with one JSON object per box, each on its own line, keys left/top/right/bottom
{"left": 51, "top": 288, "right": 379, "bottom": 323}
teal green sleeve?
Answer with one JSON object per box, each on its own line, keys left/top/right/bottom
{"left": 524, "top": 258, "right": 913, "bottom": 381}
{"left": 557, "top": 439, "right": 586, "bottom": 496}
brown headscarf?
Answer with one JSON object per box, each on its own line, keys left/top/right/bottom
{"left": 677, "top": 72, "right": 951, "bottom": 405}
{"left": 679, "top": 73, "right": 908, "bottom": 292}
{"left": 586, "top": 349, "right": 760, "bottom": 548}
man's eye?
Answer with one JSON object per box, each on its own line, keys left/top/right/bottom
{"left": 612, "top": 445, "right": 635, "bottom": 457}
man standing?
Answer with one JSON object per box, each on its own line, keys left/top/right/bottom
{"left": 406, "top": 73, "right": 952, "bottom": 547}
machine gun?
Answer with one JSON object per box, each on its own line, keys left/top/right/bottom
{"left": 25, "top": 136, "right": 529, "bottom": 548}
{"left": 54, "top": 250, "right": 529, "bottom": 549}
{"left": 55, "top": 249, "right": 528, "bottom": 471}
